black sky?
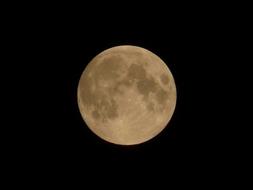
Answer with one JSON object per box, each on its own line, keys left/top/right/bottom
{"left": 32, "top": 20, "right": 211, "bottom": 172}
{"left": 6, "top": 3, "right": 238, "bottom": 185}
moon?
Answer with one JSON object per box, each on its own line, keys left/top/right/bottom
{"left": 77, "top": 45, "right": 177, "bottom": 145}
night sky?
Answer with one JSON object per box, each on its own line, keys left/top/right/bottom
{"left": 7, "top": 3, "right": 236, "bottom": 185}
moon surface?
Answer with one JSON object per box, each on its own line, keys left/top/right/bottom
{"left": 77, "top": 45, "right": 176, "bottom": 145}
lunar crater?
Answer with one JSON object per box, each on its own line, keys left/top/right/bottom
{"left": 160, "top": 73, "right": 170, "bottom": 85}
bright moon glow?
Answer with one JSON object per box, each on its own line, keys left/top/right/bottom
{"left": 77, "top": 45, "right": 177, "bottom": 145}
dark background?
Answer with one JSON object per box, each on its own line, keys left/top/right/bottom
{"left": 33, "top": 19, "right": 212, "bottom": 172}
{"left": 6, "top": 3, "right": 242, "bottom": 185}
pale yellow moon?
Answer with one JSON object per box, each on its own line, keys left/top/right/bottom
{"left": 77, "top": 45, "right": 177, "bottom": 145}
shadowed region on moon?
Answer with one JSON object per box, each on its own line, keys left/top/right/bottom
{"left": 77, "top": 45, "right": 176, "bottom": 145}
{"left": 160, "top": 73, "right": 170, "bottom": 85}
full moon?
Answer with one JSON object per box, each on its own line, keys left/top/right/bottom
{"left": 77, "top": 45, "right": 177, "bottom": 145}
